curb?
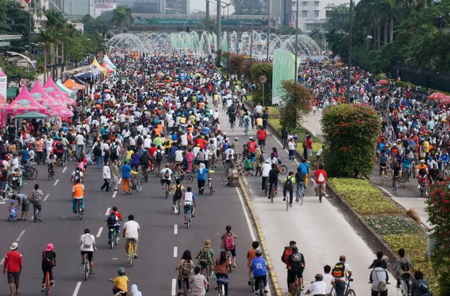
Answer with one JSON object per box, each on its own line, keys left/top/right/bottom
{"left": 238, "top": 178, "right": 283, "bottom": 296}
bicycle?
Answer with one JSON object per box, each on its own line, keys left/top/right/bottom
{"left": 207, "top": 172, "right": 215, "bottom": 195}
{"left": 61, "top": 153, "right": 68, "bottom": 167}
{"left": 82, "top": 254, "right": 90, "bottom": 281}
{"left": 397, "top": 272, "right": 410, "bottom": 296}
{"left": 393, "top": 176, "right": 400, "bottom": 195}
{"left": 330, "top": 278, "right": 356, "bottom": 296}
{"left": 180, "top": 275, "right": 189, "bottom": 296}
{"left": 269, "top": 183, "right": 276, "bottom": 203}
{"left": 43, "top": 270, "right": 52, "bottom": 295}
{"left": 292, "top": 274, "right": 302, "bottom": 296}
{"left": 47, "top": 166, "right": 55, "bottom": 181}
{"left": 201, "top": 265, "right": 211, "bottom": 292}
{"left": 186, "top": 204, "right": 193, "bottom": 229}
{"left": 76, "top": 199, "right": 84, "bottom": 220}
{"left": 380, "top": 166, "right": 387, "bottom": 186}
{"left": 226, "top": 250, "right": 233, "bottom": 273}
{"left": 22, "top": 163, "right": 38, "bottom": 180}
{"left": 174, "top": 198, "right": 182, "bottom": 215}
{"left": 402, "top": 168, "right": 410, "bottom": 188}
{"left": 163, "top": 182, "right": 170, "bottom": 199}
{"left": 127, "top": 240, "right": 136, "bottom": 267}
{"left": 108, "top": 226, "right": 119, "bottom": 249}
{"left": 185, "top": 173, "right": 194, "bottom": 183}
{"left": 217, "top": 275, "right": 228, "bottom": 296}
{"left": 255, "top": 275, "right": 267, "bottom": 296}
{"left": 277, "top": 164, "right": 288, "bottom": 175}
{"left": 130, "top": 175, "right": 142, "bottom": 193}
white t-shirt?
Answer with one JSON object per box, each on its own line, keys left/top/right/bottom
{"left": 322, "top": 273, "right": 334, "bottom": 294}
{"left": 308, "top": 281, "right": 328, "bottom": 295}
{"left": 184, "top": 192, "right": 194, "bottom": 205}
{"left": 79, "top": 233, "right": 96, "bottom": 252}
{"left": 175, "top": 150, "right": 183, "bottom": 162}
{"left": 123, "top": 220, "right": 140, "bottom": 239}
{"left": 288, "top": 141, "right": 296, "bottom": 150}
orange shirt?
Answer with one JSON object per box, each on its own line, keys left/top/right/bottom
{"left": 72, "top": 183, "right": 84, "bottom": 199}
{"left": 247, "top": 249, "right": 257, "bottom": 268}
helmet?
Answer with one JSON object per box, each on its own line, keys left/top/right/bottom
{"left": 118, "top": 267, "right": 126, "bottom": 276}
{"left": 315, "top": 274, "right": 323, "bottom": 281}
{"left": 420, "top": 159, "right": 425, "bottom": 163}
{"left": 249, "top": 137, "right": 254, "bottom": 140}
{"left": 255, "top": 249, "right": 262, "bottom": 256}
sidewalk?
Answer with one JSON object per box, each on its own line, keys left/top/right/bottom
{"left": 301, "top": 112, "right": 429, "bottom": 226}
{"left": 219, "top": 112, "right": 379, "bottom": 295}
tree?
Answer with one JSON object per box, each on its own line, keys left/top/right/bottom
{"left": 0, "top": 0, "right": 34, "bottom": 53}
{"left": 82, "top": 14, "right": 109, "bottom": 38}
{"left": 279, "top": 81, "right": 312, "bottom": 130}
{"left": 250, "top": 62, "right": 272, "bottom": 105}
{"left": 231, "top": 0, "right": 264, "bottom": 15}
{"left": 321, "top": 104, "right": 381, "bottom": 178}
{"left": 111, "top": 5, "right": 133, "bottom": 34}
{"left": 309, "top": 29, "right": 325, "bottom": 48}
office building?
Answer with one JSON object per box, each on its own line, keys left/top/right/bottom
{"left": 292, "top": 0, "right": 347, "bottom": 33}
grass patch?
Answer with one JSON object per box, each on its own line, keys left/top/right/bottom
{"left": 365, "top": 215, "right": 420, "bottom": 235}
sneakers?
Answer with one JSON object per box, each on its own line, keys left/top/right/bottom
{"left": 51, "top": 280, "right": 55, "bottom": 287}
{"left": 283, "top": 197, "right": 286, "bottom": 201}
{"left": 41, "top": 287, "right": 45, "bottom": 292}
{"left": 264, "top": 288, "right": 268, "bottom": 293}
{"left": 134, "top": 254, "right": 138, "bottom": 259}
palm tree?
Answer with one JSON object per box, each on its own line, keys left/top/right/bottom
{"left": 111, "top": 5, "right": 133, "bottom": 34}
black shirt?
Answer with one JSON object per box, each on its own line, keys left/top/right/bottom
{"left": 42, "top": 251, "right": 56, "bottom": 268}
{"left": 269, "top": 169, "right": 279, "bottom": 182}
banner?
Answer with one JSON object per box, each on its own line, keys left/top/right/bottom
{"left": 0, "top": 70, "right": 7, "bottom": 106}
{"left": 272, "top": 49, "right": 299, "bottom": 105}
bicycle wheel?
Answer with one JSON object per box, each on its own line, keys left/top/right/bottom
{"left": 264, "top": 182, "right": 268, "bottom": 196}
{"left": 209, "top": 182, "right": 213, "bottom": 195}
{"left": 110, "top": 229, "right": 115, "bottom": 249}
{"left": 221, "top": 172, "right": 228, "bottom": 182}
{"left": 45, "top": 272, "right": 51, "bottom": 295}
{"left": 176, "top": 200, "right": 181, "bottom": 216}
{"left": 78, "top": 202, "right": 83, "bottom": 220}
{"left": 203, "top": 268, "right": 210, "bottom": 292}
{"left": 128, "top": 244, "right": 134, "bottom": 267}
{"left": 185, "top": 175, "right": 194, "bottom": 183}
{"left": 135, "top": 178, "right": 142, "bottom": 192}
{"left": 187, "top": 212, "right": 191, "bottom": 229}
{"left": 27, "top": 167, "right": 38, "bottom": 180}
{"left": 286, "top": 195, "right": 289, "bottom": 211}
{"left": 345, "top": 289, "right": 356, "bottom": 296}
{"left": 280, "top": 165, "right": 288, "bottom": 175}
{"left": 84, "top": 261, "right": 89, "bottom": 281}
{"left": 403, "top": 173, "right": 407, "bottom": 188}
{"left": 48, "top": 171, "right": 53, "bottom": 181}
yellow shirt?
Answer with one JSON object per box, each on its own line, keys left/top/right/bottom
{"left": 256, "top": 118, "right": 263, "bottom": 126}
{"left": 423, "top": 141, "right": 430, "bottom": 153}
{"left": 113, "top": 276, "right": 129, "bottom": 292}
{"left": 179, "top": 117, "right": 186, "bottom": 124}
{"left": 164, "top": 138, "right": 173, "bottom": 149}
{"left": 126, "top": 150, "right": 133, "bottom": 160}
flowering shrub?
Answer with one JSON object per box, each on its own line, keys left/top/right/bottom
{"left": 365, "top": 215, "right": 420, "bottom": 235}
{"left": 321, "top": 104, "right": 381, "bottom": 178}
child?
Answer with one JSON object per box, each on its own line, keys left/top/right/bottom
{"left": 244, "top": 156, "right": 253, "bottom": 176}
{"left": 110, "top": 267, "right": 129, "bottom": 295}
{"left": 190, "top": 266, "right": 208, "bottom": 296}
{"left": 187, "top": 148, "right": 194, "bottom": 173}
{"left": 247, "top": 241, "right": 260, "bottom": 285}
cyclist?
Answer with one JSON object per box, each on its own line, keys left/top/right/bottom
{"left": 287, "top": 246, "right": 306, "bottom": 296}
{"left": 411, "top": 271, "right": 431, "bottom": 296}
{"left": 416, "top": 159, "right": 428, "bottom": 190}
{"left": 402, "top": 153, "right": 412, "bottom": 182}
{"left": 305, "top": 274, "right": 327, "bottom": 296}
{"left": 123, "top": 215, "right": 140, "bottom": 259}
{"left": 332, "top": 255, "right": 352, "bottom": 296}
{"left": 378, "top": 150, "right": 389, "bottom": 179}
{"left": 71, "top": 167, "right": 84, "bottom": 183}
{"left": 256, "top": 127, "right": 267, "bottom": 151}
{"left": 106, "top": 206, "right": 123, "bottom": 244}
{"left": 139, "top": 150, "right": 150, "bottom": 182}
{"left": 369, "top": 260, "right": 389, "bottom": 296}
{"left": 214, "top": 251, "right": 230, "bottom": 296}
{"left": 183, "top": 187, "right": 196, "bottom": 224}
{"left": 109, "top": 267, "right": 129, "bottom": 296}
{"left": 196, "top": 163, "right": 211, "bottom": 195}
{"left": 221, "top": 225, "right": 238, "bottom": 267}
{"left": 429, "top": 163, "right": 442, "bottom": 185}
{"left": 299, "top": 158, "right": 309, "bottom": 188}
{"left": 267, "top": 164, "right": 279, "bottom": 199}
{"left": 47, "top": 152, "right": 56, "bottom": 176}
{"left": 41, "top": 243, "right": 56, "bottom": 292}
{"left": 80, "top": 228, "right": 96, "bottom": 276}
{"left": 393, "top": 248, "right": 412, "bottom": 292}
{"left": 295, "top": 167, "right": 305, "bottom": 202}
{"left": 177, "top": 250, "right": 195, "bottom": 296}
{"left": 171, "top": 179, "right": 185, "bottom": 210}
{"left": 250, "top": 249, "right": 269, "bottom": 294}
{"left": 391, "top": 161, "right": 401, "bottom": 191}
{"left": 121, "top": 160, "right": 132, "bottom": 195}
{"left": 314, "top": 164, "right": 327, "bottom": 197}
{"left": 160, "top": 164, "right": 173, "bottom": 189}
{"left": 71, "top": 179, "right": 84, "bottom": 214}
{"left": 195, "top": 239, "right": 214, "bottom": 278}
{"left": 190, "top": 266, "right": 209, "bottom": 296}
{"left": 247, "top": 241, "right": 260, "bottom": 285}
{"left": 283, "top": 171, "right": 296, "bottom": 206}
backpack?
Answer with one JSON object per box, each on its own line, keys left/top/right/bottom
{"left": 156, "top": 151, "right": 163, "bottom": 162}
{"left": 94, "top": 144, "right": 102, "bottom": 156}
{"left": 110, "top": 145, "right": 118, "bottom": 159}
{"left": 259, "top": 154, "right": 264, "bottom": 163}
{"left": 284, "top": 177, "right": 293, "bottom": 190}
{"left": 400, "top": 261, "right": 411, "bottom": 272}
{"left": 137, "top": 136, "right": 143, "bottom": 146}
{"left": 225, "top": 234, "right": 235, "bottom": 251}
{"left": 282, "top": 248, "right": 293, "bottom": 264}
{"left": 289, "top": 253, "right": 305, "bottom": 272}
{"left": 181, "top": 260, "right": 192, "bottom": 277}
{"left": 106, "top": 213, "right": 117, "bottom": 226}
{"left": 74, "top": 171, "right": 81, "bottom": 181}
{"left": 418, "top": 280, "right": 430, "bottom": 293}
{"left": 317, "top": 172, "right": 325, "bottom": 183}
{"left": 82, "top": 234, "right": 93, "bottom": 249}
{"left": 332, "top": 262, "right": 346, "bottom": 278}
{"left": 174, "top": 185, "right": 183, "bottom": 199}
{"left": 164, "top": 170, "right": 170, "bottom": 178}
{"left": 198, "top": 247, "right": 212, "bottom": 265}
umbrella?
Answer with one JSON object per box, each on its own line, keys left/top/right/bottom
{"left": 440, "top": 97, "right": 450, "bottom": 105}
{"left": 429, "top": 93, "right": 446, "bottom": 100}
{"left": 378, "top": 79, "right": 389, "bottom": 85}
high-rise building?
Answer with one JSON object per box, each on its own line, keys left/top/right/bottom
{"left": 165, "top": 0, "right": 189, "bottom": 14}
{"left": 291, "top": 0, "right": 347, "bottom": 33}
{"left": 62, "top": 0, "right": 93, "bottom": 20}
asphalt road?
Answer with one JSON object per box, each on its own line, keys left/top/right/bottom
{"left": 0, "top": 152, "right": 256, "bottom": 295}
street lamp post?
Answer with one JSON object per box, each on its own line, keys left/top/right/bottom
{"left": 217, "top": 0, "right": 221, "bottom": 66}
{"left": 294, "top": 0, "right": 299, "bottom": 83}
{"left": 266, "top": 0, "right": 271, "bottom": 62}
{"left": 347, "top": 0, "right": 353, "bottom": 101}
{"left": 250, "top": 12, "right": 255, "bottom": 59}
{"left": 206, "top": 0, "right": 210, "bottom": 31}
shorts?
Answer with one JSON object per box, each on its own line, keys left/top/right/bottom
{"left": 184, "top": 204, "right": 193, "bottom": 214}
{"left": 56, "top": 152, "right": 63, "bottom": 159}
{"left": 258, "top": 139, "right": 265, "bottom": 146}
{"left": 161, "top": 179, "right": 171, "bottom": 186}
{"left": 126, "top": 238, "right": 138, "bottom": 244}
{"left": 7, "top": 272, "right": 20, "bottom": 284}
{"left": 81, "top": 251, "right": 94, "bottom": 262}
{"left": 288, "top": 270, "right": 304, "bottom": 284}
{"left": 314, "top": 183, "right": 326, "bottom": 190}
{"left": 307, "top": 149, "right": 312, "bottom": 157}
{"left": 22, "top": 202, "right": 29, "bottom": 212}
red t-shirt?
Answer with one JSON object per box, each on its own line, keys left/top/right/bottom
{"left": 315, "top": 169, "right": 327, "bottom": 184}
{"left": 248, "top": 141, "right": 256, "bottom": 152}
{"left": 149, "top": 147, "right": 157, "bottom": 158}
{"left": 257, "top": 129, "right": 267, "bottom": 141}
{"left": 306, "top": 139, "right": 313, "bottom": 150}
{"left": 3, "top": 251, "right": 22, "bottom": 273}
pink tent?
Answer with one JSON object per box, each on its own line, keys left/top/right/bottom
{"left": 1, "top": 86, "right": 47, "bottom": 115}
{"left": 51, "top": 106, "right": 74, "bottom": 118}
{"left": 49, "top": 91, "right": 76, "bottom": 106}
{"left": 41, "top": 98, "right": 63, "bottom": 109}
{"left": 30, "top": 81, "right": 54, "bottom": 103}
{"left": 44, "top": 76, "right": 75, "bottom": 104}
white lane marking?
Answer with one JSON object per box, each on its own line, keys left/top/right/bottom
{"left": 173, "top": 246, "right": 178, "bottom": 258}
{"left": 249, "top": 188, "right": 254, "bottom": 194}
{"left": 235, "top": 187, "right": 257, "bottom": 241}
{"left": 272, "top": 134, "right": 283, "bottom": 147}
{"left": 105, "top": 207, "right": 111, "bottom": 216}
{"left": 174, "top": 224, "right": 178, "bottom": 235}
{"left": 112, "top": 191, "right": 117, "bottom": 198}
{"left": 53, "top": 179, "right": 59, "bottom": 186}
{"left": 30, "top": 215, "right": 33, "bottom": 220}
{"left": 44, "top": 194, "right": 50, "bottom": 202}
{"left": 119, "top": 178, "right": 122, "bottom": 183}
{"left": 16, "top": 230, "right": 26, "bottom": 242}
{"left": 0, "top": 258, "right": 4, "bottom": 265}
{"left": 244, "top": 177, "right": 249, "bottom": 185}
{"left": 72, "top": 281, "right": 82, "bottom": 296}
{"left": 378, "top": 185, "right": 394, "bottom": 198}
{"left": 96, "top": 227, "right": 103, "bottom": 238}
{"left": 171, "top": 279, "right": 177, "bottom": 296}
{"left": 62, "top": 167, "right": 67, "bottom": 173}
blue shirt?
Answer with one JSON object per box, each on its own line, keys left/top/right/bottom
{"left": 196, "top": 168, "right": 210, "bottom": 181}
{"left": 21, "top": 150, "right": 29, "bottom": 162}
{"left": 122, "top": 165, "right": 132, "bottom": 179}
{"left": 251, "top": 257, "right": 268, "bottom": 277}
{"left": 299, "top": 162, "right": 309, "bottom": 175}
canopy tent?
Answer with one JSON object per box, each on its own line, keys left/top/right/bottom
{"left": 92, "top": 58, "right": 108, "bottom": 76}
{"left": 76, "top": 68, "right": 103, "bottom": 80}
{"left": 63, "top": 78, "right": 86, "bottom": 90}
{"left": 62, "top": 64, "right": 96, "bottom": 76}
{"left": 50, "top": 106, "right": 73, "bottom": 118}
{"left": 103, "top": 55, "right": 116, "bottom": 70}
{"left": 43, "top": 76, "right": 62, "bottom": 94}
{"left": 101, "top": 61, "right": 114, "bottom": 73}
{"left": 14, "top": 111, "right": 48, "bottom": 119}
{"left": 30, "top": 81, "right": 54, "bottom": 103}
{"left": 40, "top": 97, "right": 64, "bottom": 109}
{"left": 56, "top": 79, "right": 76, "bottom": 98}
{"left": 1, "top": 86, "right": 48, "bottom": 115}
{"left": 69, "top": 75, "right": 88, "bottom": 86}
{"left": 43, "top": 77, "right": 75, "bottom": 105}
{"left": 48, "top": 91, "right": 76, "bottom": 106}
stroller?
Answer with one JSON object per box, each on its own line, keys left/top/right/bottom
{"left": 8, "top": 204, "right": 19, "bottom": 222}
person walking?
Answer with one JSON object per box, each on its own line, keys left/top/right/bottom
{"left": 30, "top": 183, "right": 43, "bottom": 222}
{"left": 196, "top": 163, "right": 210, "bottom": 195}
{"left": 110, "top": 159, "right": 119, "bottom": 192}
{"left": 3, "top": 242, "right": 22, "bottom": 296}
{"left": 41, "top": 243, "right": 56, "bottom": 291}
{"left": 101, "top": 160, "right": 111, "bottom": 192}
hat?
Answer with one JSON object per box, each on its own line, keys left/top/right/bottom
{"left": 124, "top": 159, "right": 130, "bottom": 163}
{"left": 10, "top": 242, "right": 18, "bottom": 250}
{"left": 46, "top": 243, "right": 54, "bottom": 251}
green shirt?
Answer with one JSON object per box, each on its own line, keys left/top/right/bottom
{"left": 244, "top": 158, "right": 252, "bottom": 169}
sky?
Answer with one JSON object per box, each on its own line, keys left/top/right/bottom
{"left": 190, "top": 0, "right": 235, "bottom": 14}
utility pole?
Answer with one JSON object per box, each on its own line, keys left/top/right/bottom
{"left": 216, "top": 0, "right": 221, "bottom": 65}
{"left": 206, "top": 0, "right": 210, "bottom": 31}
{"left": 294, "top": 0, "right": 299, "bottom": 83}
{"left": 347, "top": 0, "right": 353, "bottom": 101}
{"left": 236, "top": 0, "right": 240, "bottom": 54}
{"left": 266, "top": 0, "right": 270, "bottom": 62}
{"left": 250, "top": 12, "right": 254, "bottom": 59}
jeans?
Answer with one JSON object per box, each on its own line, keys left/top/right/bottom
{"left": 262, "top": 177, "right": 268, "bottom": 191}
{"left": 37, "top": 151, "right": 45, "bottom": 164}
{"left": 296, "top": 183, "right": 304, "bottom": 198}
{"left": 101, "top": 179, "right": 110, "bottom": 191}
{"left": 96, "top": 156, "right": 104, "bottom": 168}
{"left": 198, "top": 179, "right": 206, "bottom": 194}
{"left": 216, "top": 273, "right": 229, "bottom": 296}
{"left": 254, "top": 275, "right": 267, "bottom": 292}
{"left": 72, "top": 198, "right": 84, "bottom": 213}
{"left": 335, "top": 279, "right": 346, "bottom": 296}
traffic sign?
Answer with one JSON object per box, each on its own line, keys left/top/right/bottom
{"left": 259, "top": 75, "right": 267, "bottom": 83}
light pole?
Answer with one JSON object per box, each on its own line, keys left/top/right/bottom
{"left": 266, "top": 0, "right": 271, "bottom": 62}
{"left": 250, "top": 11, "right": 255, "bottom": 59}
{"left": 217, "top": 0, "right": 221, "bottom": 66}
{"left": 347, "top": 0, "right": 353, "bottom": 101}
{"left": 294, "top": 0, "right": 299, "bottom": 83}
{"left": 206, "top": 0, "right": 210, "bottom": 31}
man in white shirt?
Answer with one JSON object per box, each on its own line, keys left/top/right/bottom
{"left": 123, "top": 214, "right": 140, "bottom": 259}
{"left": 80, "top": 228, "right": 96, "bottom": 275}
{"left": 305, "top": 274, "right": 328, "bottom": 296}
{"left": 261, "top": 160, "right": 272, "bottom": 192}
{"left": 75, "top": 133, "right": 85, "bottom": 155}
{"left": 143, "top": 135, "right": 152, "bottom": 149}
{"left": 322, "top": 265, "right": 335, "bottom": 295}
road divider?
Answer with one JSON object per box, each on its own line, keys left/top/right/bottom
{"left": 112, "top": 191, "right": 117, "bottom": 198}
{"left": 96, "top": 227, "right": 103, "bottom": 238}
{"left": 72, "top": 281, "right": 82, "bottom": 296}
{"left": 238, "top": 178, "right": 282, "bottom": 296}
{"left": 171, "top": 279, "right": 177, "bottom": 296}
{"left": 174, "top": 224, "right": 178, "bottom": 235}
{"left": 44, "top": 194, "right": 50, "bottom": 202}
{"left": 62, "top": 167, "right": 67, "bottom": 173}
{"left": 16, "top": 230, "right": 25, "bottom": 242}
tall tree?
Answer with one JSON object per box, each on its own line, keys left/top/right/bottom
{"left": 231, "top": 0, "right": 264, "bottom": 15}
{"left": 0, "top": 0, "right": 34, "bottom": 53}
{"left": 111, "top": 5, "right": 133, "bottom": 34}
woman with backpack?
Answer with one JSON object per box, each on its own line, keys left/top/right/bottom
{"left": 221, "top": 225, "right": 238, "bottom": 268}
{"left": 177, "top": 250, "right": 195, "bottom": 296}
{"left": 214, "top": 251, "right": 230, "bottom": 296}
